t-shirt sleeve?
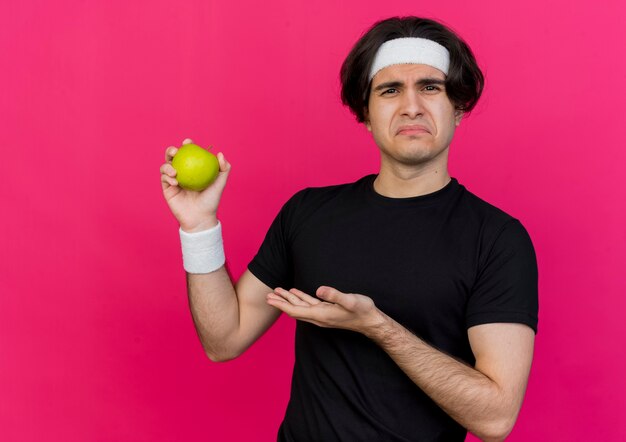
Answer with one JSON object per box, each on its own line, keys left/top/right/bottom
{"left": 466, "top": 219, "right": 539, "bottom": 334}
{"left": 247, "top": 190, "right": 304, "bottom": 290}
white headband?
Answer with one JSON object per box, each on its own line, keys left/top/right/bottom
{"left": 368, "top": 37, "right": 450, "bottom": 83}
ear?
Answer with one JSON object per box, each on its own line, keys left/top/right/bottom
{"left": 454, "top": 109, "right": 464, "bottom": 126}
{"left": 364, "top": 107, "right": 372, "bottom": 132}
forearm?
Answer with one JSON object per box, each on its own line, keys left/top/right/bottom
{"left": 182, "top": 218, "right": 239, "bottom": 362}
{"left": 186, "top": 267, "right": 240, "bottom": 361}
{"left": 366, "top": 312, "right": 511, "bottom": 441}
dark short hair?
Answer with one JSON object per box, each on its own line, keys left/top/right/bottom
{"left": 340, "top": 16, "right": 484, "bottom": 124}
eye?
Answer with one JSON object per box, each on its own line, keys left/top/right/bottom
{"left": 381, "top": 88, "right": 397, "bottom": 95}
{"left": 423, "top": 85, "right": 441, "bottom": 92}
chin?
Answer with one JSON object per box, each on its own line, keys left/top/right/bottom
{"left": 398, "top": 156, "right": 439, "bottom": 166}
{"left": 382, "top": 145, "right": 448, "bottom": 166}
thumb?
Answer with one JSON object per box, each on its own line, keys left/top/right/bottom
{"left": 199, "top": 152, "right": 230, "bottom": 196}
{"left": 316, "top": 286, "right": 343, "bottom": 303}
{"left": 217, "top": 152, "right": 231, "bottom": 174}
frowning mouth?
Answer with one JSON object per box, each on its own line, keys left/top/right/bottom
{"left": 397, "top": 125, "right": 430, "bottom": 135}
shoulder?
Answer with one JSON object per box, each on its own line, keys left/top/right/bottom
{"left": 459, "top": 186, "right": 536, "bottom": 265}
{"left": 456, "top": 183, "right": 531, "bottom": 242}
{"left": 284, "top": 174, "right": 373, "bottom": 214}
{"left": 273, "top": 175, "right": 373, "bottom": 241}
{"left": 459, "top": 186, "right": 516, "bottom": 224}
{"left": 453, "top": 183, "right": 536, "bottom": 269}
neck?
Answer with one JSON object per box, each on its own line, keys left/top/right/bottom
{"left": 374, "top": 161, "right": 451, "bottom": 198}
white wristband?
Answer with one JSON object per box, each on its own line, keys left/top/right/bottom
{"left": 179, "top": 221, "right": 226, "bottom": 274}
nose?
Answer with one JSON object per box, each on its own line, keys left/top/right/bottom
{"left": 400, "top": 90, "right": 424, "bottom": 119}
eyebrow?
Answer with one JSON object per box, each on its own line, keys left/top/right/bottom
{"left": 373, "top": 77, "right": 446, "bottom": 92}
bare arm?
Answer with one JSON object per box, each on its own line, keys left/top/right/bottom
{"left": 186, "top": 263, "right": 281, "bottom": 362}
{"left": 161, "top": 138, "right": 281, "bottom": 362}
{"left": 266, "top": 286, "right": 535, "bottom": 441}
{"left": 368, "top": 316, "right": 535, "bottom": 441}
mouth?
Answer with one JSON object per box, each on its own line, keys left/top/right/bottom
{"left": 397, "top": 125, "right": 430, "bottom": 136}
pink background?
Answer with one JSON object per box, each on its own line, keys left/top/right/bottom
{"left": 1, "top": 0, "right": 625, "bottom": 440}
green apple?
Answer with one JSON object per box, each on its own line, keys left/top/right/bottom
{"left": 171, "top": 143, "right": 220, "bottom": 191}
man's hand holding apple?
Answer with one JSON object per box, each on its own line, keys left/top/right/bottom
{"left": 160, "top": 138, "right": 231, "bottom": 233}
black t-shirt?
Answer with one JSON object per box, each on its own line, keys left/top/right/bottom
{"left": 248, "top": 174, "right": 539, "bottom": 442}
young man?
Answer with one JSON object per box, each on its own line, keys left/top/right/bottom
{"left": 160, "top": 16, "right": 538, "bottom": 442}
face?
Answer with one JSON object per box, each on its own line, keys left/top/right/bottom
{"left": 364, "top": 63, "right": 463, "bottom": 168}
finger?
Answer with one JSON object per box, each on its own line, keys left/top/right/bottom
{"left": 288, "top": 288, "right": 322, "bottom": 305}
{"left": 266, "top": 295, "right": 294, "bottom": 314}
{"left": 161, "top": 173, "right": 178, "bottom": 189}
{"left": 266, "top": 293, "right": 289, "bottom": 304}
{"left": 182, "top": 138, "right": 193, "bottom": 145}
{"left": 274, "top": 288, "right": 310, "bottom": 307}
{"left": 266, "top": 296, "right": 312, "bottom": 319}
{"left": 217, "top": 152, "right": 231, "bottom": 174}
{"left": 165, "top": 146, "right": 178, "bottom": 162}
{"left": 316, "top": 286, "right": 353, "bottom": 308}
{"left": 267, "top": 297, "right": 332, "bottom": 326}
{"left": 159, "top": 163, "right": 177, "bottom": 177}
